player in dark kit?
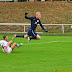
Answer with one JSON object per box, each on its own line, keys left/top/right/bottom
{"left": 12, "top": 12, "right": 48, "bottom": 43}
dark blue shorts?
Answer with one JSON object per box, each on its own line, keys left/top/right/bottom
{"left": 27, "top": 28, "right": 37, "bottom": 37}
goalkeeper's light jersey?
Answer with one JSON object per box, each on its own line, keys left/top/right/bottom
{"left": 0, "top": 40, "right": 8, "bottom": 49}
{"left": 25, "top": 16, "right": 45, "bottom": 31}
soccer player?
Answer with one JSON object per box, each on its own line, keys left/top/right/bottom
{"left": 0, "top": 35, "right": 22, "bottom": 53}
{"left": 12, "top": 12, "right": 48, "bottom": 43}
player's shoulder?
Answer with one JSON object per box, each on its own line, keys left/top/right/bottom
{"left": 0, "top": 40, "right": 4, "bottom": 42}
{"left": 2, "top": 40, "right": 7, "bottom": 43}
{"left": 0, "top": 40, "right": 7, "bottom": 45}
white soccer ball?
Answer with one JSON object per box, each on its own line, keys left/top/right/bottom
{"left": 71, "top": 25, "right": 72, "bottom": 29}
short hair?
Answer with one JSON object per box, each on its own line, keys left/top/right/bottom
{"left": 36, "top": 12, "right": 41, "bottom": 15}
{"left": 3, "top": 35, "right": 7, "bottom": 40}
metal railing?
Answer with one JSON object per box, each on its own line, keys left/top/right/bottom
{"left": 0, "top": 23, "right": 72, "bottom": 33}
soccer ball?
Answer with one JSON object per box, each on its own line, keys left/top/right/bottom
{"left": 71, "top": 25, "right": 72, "bottom": 29}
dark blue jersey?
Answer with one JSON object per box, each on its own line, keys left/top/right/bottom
{"left": 25, "top": 15, "right": 45, "bottom": 31}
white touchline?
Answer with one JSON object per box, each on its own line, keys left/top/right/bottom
{"left": 22, "top": 41, "right": 72, "bottom": 45}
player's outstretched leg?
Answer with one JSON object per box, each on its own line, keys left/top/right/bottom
{"left": 12, "top": 34, "right": 29, "bottom": 39}
{"left": 11, "top": 43, "right": 23, "bottom": 50}
{"left": 12, "top": 34, "right": 24, "bottom": 39}
{"left": 12, "top": 34, "right": 16, "bottom": 39}
{"left": 16, "top": 43, "right": 23, "bottom": 47}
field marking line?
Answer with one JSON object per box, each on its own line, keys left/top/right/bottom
{"left": 22, "top": 41, "right": 72, "bottom": 45}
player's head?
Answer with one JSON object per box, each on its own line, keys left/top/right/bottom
{"left": 3, "top": 35, "right": 8, "bottom": 41}
{"left": 36, "top": 12, "right": 41, "bottom": 19}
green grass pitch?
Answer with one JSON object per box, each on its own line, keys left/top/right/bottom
{"left": 0, "top": 35, "right": 72, "bottom": 72}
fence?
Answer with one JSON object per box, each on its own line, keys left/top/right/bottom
{"left": 0, "top": 23, "right": 72, "bottom": 33}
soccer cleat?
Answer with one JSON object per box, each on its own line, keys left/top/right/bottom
{"left": 16, "top": 43, "right": 23, "bottom": 48}
{"left": 28, "top": 37, "right": 30, "bottom": 43}
{"left": 12, "top": 34, "right": 16, "bottom": 40}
